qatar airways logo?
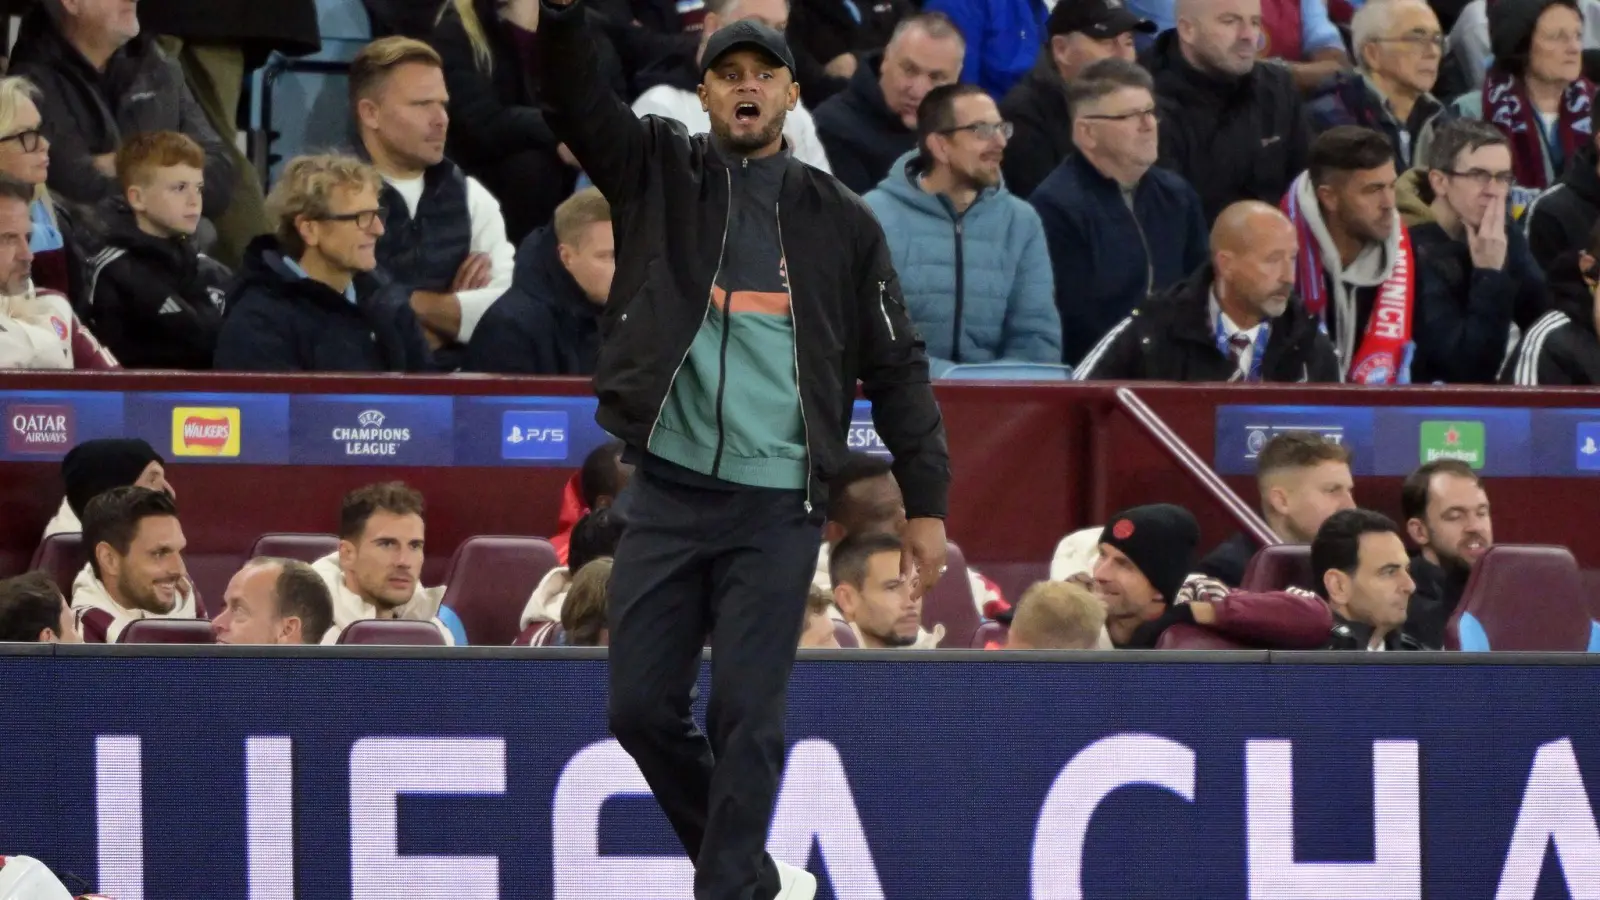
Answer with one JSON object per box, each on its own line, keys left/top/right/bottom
{"left": 85, "top": 734, "right": 1600, "bottom": 899}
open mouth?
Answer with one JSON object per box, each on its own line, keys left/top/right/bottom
{"left": 734, "top": 102, "right": 760, "bottom": 123}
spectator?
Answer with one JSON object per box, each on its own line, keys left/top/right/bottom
{"left": 1307, "top": 0, "right": 1448, "bottom": 173}
{"left": 1074, "top": 200, "right": 1341, "bottom": 380}
{"left": 351, "top": 37, "right": 516, "bottom": 354}
{"left": 1401, "top": 459, "right": 1492, "bottom": 647}
{"left": 1313, "top": 508, "right": 1427, "bottom": 649}
{"left": 1147, "top": 0, "right": 1311, "bottom": 224}
{"left": 814, "top": 13, "right": 965, "bottom": 193}
{"left": 1451, "top": 0, "right": 1596, "bottom": 217}
{"left": 212, "top": 557, "right": 335, "bottom": 645}
{"left": 312, "top": 482, "right": 457, "bottom": 645}
{"left": 1444, "top": 0, "right": 1600, "bottom": 104}
{"left": 633, "top": 0, "right": 832, "bottom": 171}
{"left": 788, "top": 0, "right": 913, "bottom": 89}
{"left": 469, "top": 187, "right": 613, "bottom": 375}
{"left": 799, "top": 583, "right": 842, "bottom": 648}
{"left": 830, "top": 530, "right": 945, "bottom": 648}
{"left": 1131, "top": 0, "right": 1349, "bottom": 87}
{"left": 924, "top": 0, "right": 1046, "bottom": 98}
{"left": 43, "top": 437, "right": 172, "bottom": 538}
{"left": 0, "top": 571, "right": 80, "bottom": 643}
{"left": 1198, "top": 431, "right": 1356, "bottom": 585}
{"left": 1525, "top": 102, "right": 1600, "bottom": 271}
{"left": 1503, "top": 218, "right": 1600, "bottom": 384}
{"left": 521, "top": 507, "right": 625, "bottom": 630}
{"left": 0, "top": 76, "right": 84, "bottom": 306}
{"left": 0, "top": 174, "right": 117, "bottom": 371}
{"left": 1004, "top": 580, "right": 1106, "bottom": 649}
{"left": 549, "top": 440, "right": 634, "bottom": 564}
{"left": 1031, "top": 58, "right": 1208, "bottom": 366}
{"left": 214, "top": 154, "right": 432, "bottom": 372}
{"left": 85, "top": 131, "right": 230, "bottom": 370}
{"left": 72, "top": 485, "right": 198, "bottom": 643}
{"left": 1281, "top": 126, "right": 1417, "bottom": 384}
{"left": 560, "top": 557, "right": 613, "bottom": 646}
{"left": 8, "top": 0, "right": 234, "bottom": 220}
{"left": 1001, "top": 0, "right": 1153, "bottom": 200}
{"left": 1412, "top": 119, "right": 1548, "bottom": 383}
{"left": 1090, "top": 503, "right": 1333, "bottom": 648}
{"left": 864, "top": 84, "right": 1060, "bottom": 370}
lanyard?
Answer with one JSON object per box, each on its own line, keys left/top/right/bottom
{"left": 1216, "top": 315, "right": 1270, "bottom": 383}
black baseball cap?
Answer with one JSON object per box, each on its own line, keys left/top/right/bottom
{"left": 1047, "top": 0, "right": 1157, "bottom": 38}
{"left": 701, "top": 19, "right": 797, "bottom": 77}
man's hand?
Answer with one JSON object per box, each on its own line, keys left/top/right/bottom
{"left": 902, "top": 517, "right": 947, "bottom": 598}
{"left": 557, "top": 143, "right": 580, "bottom": 168}
{"left": 824, "top": 53, "right": 858, "bottom": 79}
{"left": 452, "top": 252, "right": 493, "bottom": 292}
{"left": 409, "top": 290, "right": 464, "bottom": 342}
{"left": 1468, "top": 203, "right": 1508, "bottom": 271}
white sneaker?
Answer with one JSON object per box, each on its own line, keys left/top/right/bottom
{"left": 773, "top": 859, "right": 818, "bottom": 900}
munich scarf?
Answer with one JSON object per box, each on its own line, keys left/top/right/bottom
{"left": 1483, "top": 68, "right": 1595, "bottom": 191}
{"left": 1280, "top": 174, "right": 1415, "bottom": 384}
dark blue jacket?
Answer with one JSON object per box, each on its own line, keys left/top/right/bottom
{"left": 1410, "top": 217, "right": 1549, "bottom": 384}
{"left": 923, "top": 0, "right": 1047, "bottom": 97}
{"left": 214, "top": 236, "right": 433, "bottom": 372}
{"left": 1030, "top": 152, "right": 1209, "bottom": 365}
{"left": 467, "top": 225, "right": 603, "bottom": 375}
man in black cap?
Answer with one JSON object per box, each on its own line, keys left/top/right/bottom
{"left": 533, "top": 4, "right": 950, "bottom": 899}
{"left": 1000, "top": 0, "right": 1155, "bottom": 198}
{"left": 43, "top": 438, "right": 174, "bottom": 538}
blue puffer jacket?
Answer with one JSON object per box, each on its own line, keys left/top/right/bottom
{"left": 864, "top": 151, "right": 1061, "bottom": 367}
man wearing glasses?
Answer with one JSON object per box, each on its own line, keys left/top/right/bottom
{"left": 1307, "top": 0, "right": 1449, "bottom": 173}
{"left": 213, "top": 153, "right": 432, "bottom": 372}
{"left": 1030, "top": 57, "right": 1208, "bottom": 367}
{"left": 863, "top": 82, "right": 1062, "bottom": 372}
{"left": 1410, "top": 118, "right": 1549, "bottom": 383}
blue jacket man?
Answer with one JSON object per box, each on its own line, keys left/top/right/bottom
{"left": 924, "top": 0, "right": 1048, "bottom": 97}
{"left": 865, "top": 139, "right": 1060, "bottom": 370}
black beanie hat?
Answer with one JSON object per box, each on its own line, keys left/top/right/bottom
{"left": 1489, "top": 0, "right": 1579, "bottom": 75}
{"left": 61, "top": 439, "right": 164, "bottom": 520}
{"left": 1098, "top": 504, "right": 1200, "bottom": 604}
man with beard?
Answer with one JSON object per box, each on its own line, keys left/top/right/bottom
{"left": 1281, "top": 125, "right": 1420, "bottom": 384}
{"left": 830, "top": 530, "right": 945, "bottom": 648}
{"left": 534, "top": 3, "right": 950, "bottom": 897}
{"left": 1401, "top": 460, "right": 1494, "bottom": 647}
{"left": 0, "top": 174, "right": 117, "bottom": 372}
{"left": 1075, "top": 200, "right": 1340, "bottom": 381}
{"left": 863, "top": 83, "right": 1061, "bottom": 370}
{"left": 311, "top": 481, "right": 458, "bottom": 644}
{"left": 72, "top": 486, "right": 199, "bottom": 643}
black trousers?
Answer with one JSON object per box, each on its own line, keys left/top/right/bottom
{"left": 607, "top": 460, "right": 821, "bottom": 900}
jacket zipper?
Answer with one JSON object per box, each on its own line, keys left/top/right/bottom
{"left": 776, "top": 202, "right": 812, "bottom": 515}
{"left": 878, "top": 281, "right": 895, "bottom": 341}
{"left": 950, "top": 220, "right": 965, "bottom": 364}
{"left": 646, "top": 168, "right": 731, "bottom": 453}
{"left": 1129, "top": 192, "right": 1153, "bottom": 297}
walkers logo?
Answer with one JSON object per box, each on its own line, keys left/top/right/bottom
{"left": 172, "top": 407, "right": 240, "bottom": 457}
{"left": 331, "top": 409, "right": 411, "bottom": 458}
{"left": 502, "top": 410, "right": 568, "bottom": 461}
{"left": 6, "top": 404, "right": 73, "bottom": 454}
{"left": 1419, "top": 421, "right": 1485, "bottom": 468}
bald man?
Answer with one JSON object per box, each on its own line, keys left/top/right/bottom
{"left": 1075, "top": 200, "right": 1341, "bottom": 381}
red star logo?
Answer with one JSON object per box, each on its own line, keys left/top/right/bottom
{"left": 1444, "top": 427, "right": 1460, "bottom": 445}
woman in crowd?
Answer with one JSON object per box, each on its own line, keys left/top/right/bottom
{"left": 0, "top": 76, "right": 84, "bottom": 308}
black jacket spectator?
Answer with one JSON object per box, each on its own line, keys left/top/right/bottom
{"left": 9, "top": 10, "right": 235, "bottom": 218}
{"left": 1325, "top": 612, "right": 1430, "bottom": 650}
{"left": 84, "top": 201, "right": 229, "bottom": 370}
{"left": 1502, "top": 252, "right": 1600, "bottom": 384}
{"left": 1144, "top": 31, "right": 1311, "bottom": 222}
{"left": 813, "top": 51, "right": 918, "bottom": 194}
{"left": 1410, "top": 217, "right": 1547, "bottom": 383}
{"left": 1074, "top": 264, "right": 1342, "bottom": 381}
{"left": 1404, "top": 554, "right": 1468, "bottom": 649}
{"left": 1525, "top": 144, "right": 1600, "bottom": 272}
{"left": 789, "top": 0, "right": 911, "bottom": 83}
{"left": 137, "top": 0, "right": 321, "bottom": 65}
{"left": 1000, "top": 59, "right": 1074, "bottom": 200}
{"left": 1305, "top": 71, "right": 1448, "bottom": 173}
{"left": 1031, "top": 151, "right": 1209, "bottom": 365}
{"left": 468, "top": 225, "right": 602, "bottom": 375}
{"left": 214, "top": 236, "right": 432, "bottom": 373}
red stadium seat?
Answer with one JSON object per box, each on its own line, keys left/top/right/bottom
{"left": 440, "top": 536, "right": 560, "bottom": 646}
{"left": 924, "top": 542, "right": 981, "bottom": 649}
{"left": 335, "top": 619, "right": 447, "bottom": 646}
{"left": 1240, "top": 544, "right": 1315, "bottom": 593}
{"left": 832, "top": 620, "right": 859, "bottom": 648}
{"left": 118, "top": 619, "right": 215, "bottom": 644}
{"left": 971, "top": 620, "right": 1009, "bottom": 649}
{"left": 1446, "top": 545, "right": 1594, "bottom": 652}
{"left": 29, "top": 532, "right": 84, "bottom": 595}
{"left": 247, "top": 533, "right": 339, "bottom": 564}
{"left": 1156, "top": 622, "right": 1253, "bottom": 650}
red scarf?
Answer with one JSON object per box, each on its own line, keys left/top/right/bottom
{"left": 1483, "top": 68, "right": 1596, "bottom": 191}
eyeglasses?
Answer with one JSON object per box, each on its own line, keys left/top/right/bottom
{"left": 1082, "top": 107, "right": 1159, "bottom": 124}
{"left": 0, "top": 129, "right": 44, "bottom": 152}
{"left": 939, "top": 121, "right": 1014, "bottom": 141}
{"left": 317, "top": 207, "right": 387, "bottom": 230}
{"left": 1443, "top": 168, "right": 1516, "bottom": 187}
{"left": 1535, "top": 28, "right": 1583, "bottom": 44}
{"left": 1372, "top": 33, "right": 1447, "bottom": 51}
